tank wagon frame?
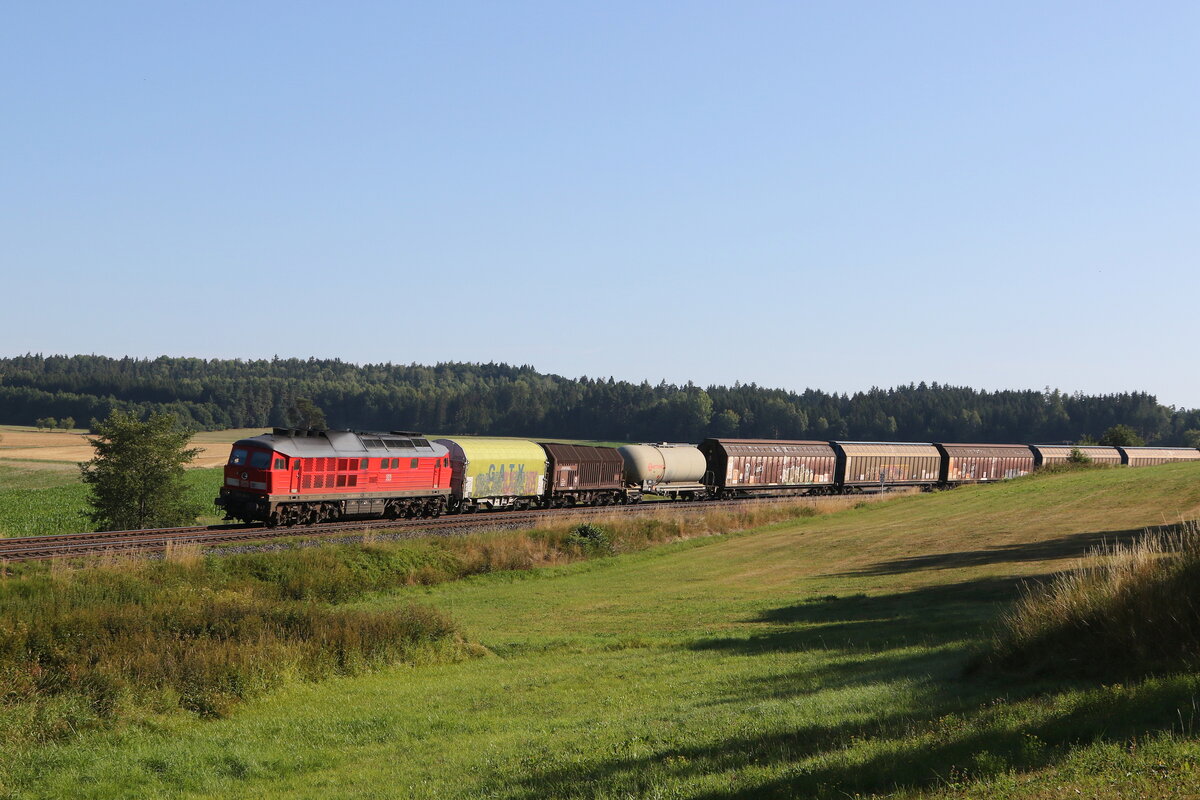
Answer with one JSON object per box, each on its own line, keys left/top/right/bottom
{"left": 618, "top": 443, "right": 709, "bottom": 501}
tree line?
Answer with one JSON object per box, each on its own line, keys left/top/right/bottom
{"left": 1, "top": 354, "right": 1198, "bottom": 446}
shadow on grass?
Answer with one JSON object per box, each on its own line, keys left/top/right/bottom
{"left": 505, "top": 576, "right": 1200, "bottom": 799}
{"left": 693, "top": 576, "right": 1027, "bottom": 658}
{"left": 846, "top": 527, "right": 1144, "bottom": 576}
{"left": 513, "top": 677, "right": 1200, "bottom": 800}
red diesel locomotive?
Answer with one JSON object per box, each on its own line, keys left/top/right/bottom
{"left": 215, "top": 428, "right": 451, "bottom": 526}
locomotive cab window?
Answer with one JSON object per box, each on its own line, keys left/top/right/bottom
{"left": 249, "top": 451, "right": 271, "bottom": 469}
{"left": 274, "top": 458, "right": 286, "bottom": 470}
{"left": 229, "top": 449, "right": 248, "bottom": 466}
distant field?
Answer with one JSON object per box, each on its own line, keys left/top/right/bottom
{"left": 0, "top": 425, "right": 264, "bottom": 469}
{"left": 7, "top": 463, "right": 1200, "bottom": 797}
{"left": 0, "top": 425, "right": 251, "bottom": 534}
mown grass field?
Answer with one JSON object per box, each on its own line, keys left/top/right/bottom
{"left": 4, "top": 463, "right": 1200, "bottom": 798}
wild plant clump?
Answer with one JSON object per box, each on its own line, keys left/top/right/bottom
{"left": 979, "top": 521, "right": 1200, "bottom": 679}
{"left": 565, "top": 523, "right": 614, "bottom": 554}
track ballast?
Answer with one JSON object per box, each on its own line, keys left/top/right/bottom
{"left": 0, "top": 495, "right": 850, "bottom": 562}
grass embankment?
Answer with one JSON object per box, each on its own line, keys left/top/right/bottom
{"left": 5, "top": 464, "right": 1200, "bottom": 798}
{"left": 0, "top": 499, "right": 851, "bottom": 750}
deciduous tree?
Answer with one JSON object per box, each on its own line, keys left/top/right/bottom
{"left": 80, "top": 411, "right": 204, "bottom": 531}
{"left": 287, "top": 397, "right": 327, "bottom": 430}
{"left": 1099, "top": 424, "right": 1145, "bottom": 448}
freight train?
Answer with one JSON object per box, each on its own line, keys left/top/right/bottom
{"left": 213, "top": 429, "right": 1200, "bottom": 526}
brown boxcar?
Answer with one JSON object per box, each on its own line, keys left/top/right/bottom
{"left": 539, "top": 442, "right": 626, "bottom": 506}
{"left": 1030, "top": 445, "right": 1122, "bottom": 466}
{"left": 936, "top": 443, "right": 1035, "bottom": 484}
{"left": 1117, "top": 446, "right": 1200, "bottom": 467}
{"left": 833, "top": 441, "right": 942, "bottom": 489}
{"left": 698, "top": 439, "right": 837, "bottom": 497}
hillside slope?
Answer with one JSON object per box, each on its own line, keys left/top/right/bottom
{"left": 11, "top": 464, "right": 1200, "bottom": 799}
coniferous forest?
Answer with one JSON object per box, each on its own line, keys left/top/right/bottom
{"left": 1, "top": 354, "right": 1197, "bottom": 446}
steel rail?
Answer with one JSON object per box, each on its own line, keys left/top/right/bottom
{"left": 0, "top": 495, "right": 852, "bottom": 562}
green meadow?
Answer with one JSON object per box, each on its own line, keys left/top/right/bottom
{"left": 0, "top": 464, "right": 226, "bottom": 535}
{"left": 4, "top": 464, "right": 1200, "bottom": 798}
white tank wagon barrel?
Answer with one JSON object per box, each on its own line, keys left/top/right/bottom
{"left": 618, "top": 443, "right": 710, "bottom": 501}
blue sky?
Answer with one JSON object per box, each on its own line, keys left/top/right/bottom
{"left": 3, "top": 3, "right": 1197, "bottom": 405}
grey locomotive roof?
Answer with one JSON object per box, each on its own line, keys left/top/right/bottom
{"left": 233, "top": 429, "right": 447, "bottom": 459}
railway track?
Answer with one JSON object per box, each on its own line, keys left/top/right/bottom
{"left": 0, "top": 495, "right": 850, "bottom": 562}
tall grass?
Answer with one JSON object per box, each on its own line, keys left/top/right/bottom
{"left": 0, "top": 555, "right": 465, "bottom": 747}
{"left": 980, "top": 520, "right": 1200, "bottom": 679}
{"left": 415, "top": 496, "right": 868, "bottom": 577}
{"left": 207, "top": 498, "right": 859, "bottom": 599}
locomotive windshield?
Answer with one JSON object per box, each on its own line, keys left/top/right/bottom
{"left": 229, "top": 448, "right": 248, "bottom": 465}
{"left": 249, "top": 451, "right": 272, "bottom": 469}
